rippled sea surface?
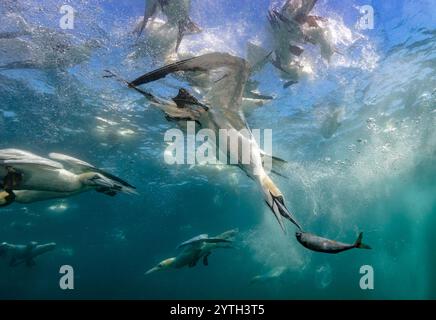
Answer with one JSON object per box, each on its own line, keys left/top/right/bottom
{"left": 0, "top": 0, "right": 435, "bottom": 299}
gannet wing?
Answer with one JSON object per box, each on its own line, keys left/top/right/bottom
{"left": 177, "top": 234, "right": 209, "bottom": 249}
{"left": 48, "top": 153, "right": 136, "bottom": 190}
{"left": 48, "top": 153, "right": 95, "bottom": 171}
{"left": 0, "top": 149, "right": 63, "bottom": 169}
{"left": 0, "top": 149, "right": 46, "bottom": 161}
{"left": 0, "top": 162, "right": 63, "bottom": 192}
{"left": 130, "top": 52, "right": 250, "bottom": 111}
{"left": 0, "top": 150, "right": 61, "bottom": 192}
{"left": 177, "top": 234, "right": 233, "bottom": 249}
{"left": 0, "top": 154, "right": 64, "bottom": 191}
{"left": 202, "top": 238, "right": 233, "bottom": 245}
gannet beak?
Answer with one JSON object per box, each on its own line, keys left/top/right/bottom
{"left": 271, "top": 193, "right": 303, "bottom": 231}
{"left": 121, "top": 187, "right": 139, "bottom": 195}
{"left": 269, "top": 197, "right": 287, "bottom": 233}
{"left": 145, "top": 267, "right": 159, "bottom": 275}
{"left": 93, "top": 176, "right": 115, "bottom": 188}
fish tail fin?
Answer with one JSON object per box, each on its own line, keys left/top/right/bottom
{"left": 355, "top": 232, "right": 371, "bottom": 249}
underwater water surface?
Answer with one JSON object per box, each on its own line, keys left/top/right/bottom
{"left": 0, "top": 0, "right": 435, "bottom": 299}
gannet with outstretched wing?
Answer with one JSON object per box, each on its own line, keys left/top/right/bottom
{"left": 107, "top": 52, "right": 302, "bottom": 232}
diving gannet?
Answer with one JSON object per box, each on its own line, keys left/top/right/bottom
{"left": 135, "top": 0, "right": 201, "bottom": 52}
{"left": 145, "top": 229, "right": 237, "bottom": 274}
{"left": 106, "top": 52, "right": 302, "bottom": 232}
{"left": 0, "top": 149, "right": 136, "bottom": 206}
{"left": 0, "top": 241, "right": 56, "bottom": 267}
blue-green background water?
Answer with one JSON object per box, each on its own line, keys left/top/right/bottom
{"left": 0, "top": 0, "right": 435, "bottom": 299}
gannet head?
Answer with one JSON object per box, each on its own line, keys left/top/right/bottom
{"left": 0, "top": 190, "right": 15, "bottom": 207}
{"left": 145, "top": 257, "right": 176, "bottom": 275}
{"left": 261, "top": 175, "right": 303, "bottom": 232}
{"left": 79, "top": 172, "right": 115, "bottom": 189}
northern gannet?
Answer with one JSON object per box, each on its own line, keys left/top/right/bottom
{"left": 145, "top": 229, "right": 237, "bottom": 274}
{"left": 0, "top": 149, "right": 136, "bottom": 206}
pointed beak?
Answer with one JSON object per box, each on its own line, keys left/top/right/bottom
{"left": 270, "top": 199, "right": 287, "bottom": 233}
{"left": 93, "top": 176, "right": 115, "bottom": 188}
{"left": 122, "top": 187, "right": 139, "bottom": 195}
{"left": 145, "top": 267, "right": 159, "bottom": 275}
{"left": 272, "top": 195, "right": 303, "bottom": 231}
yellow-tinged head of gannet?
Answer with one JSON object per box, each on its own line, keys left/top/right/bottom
{"left": 0, "top": 190, "right": 15, "bottom": 207}
{"left": 145, "top": 257, "right": 177, "bottom": 275}
{"left": 259, "top": 174, "right": 303, "bottom": 232}
{"left": 78, "top": 172, "right": 120, "bottom": 189}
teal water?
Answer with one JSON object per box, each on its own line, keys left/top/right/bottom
{"left": 0, "top": 0, "right": 435, "bottom": 299}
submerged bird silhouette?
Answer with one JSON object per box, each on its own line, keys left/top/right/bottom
{"left": 145, "top": 229, "right": 237, "bottom": 274}
{"left": 0, "top": 13, "right": 99, "bottom": 71}
{"left": 270, "top": 0, "right": 337, "bottom": 62}
{"left": 261, "top": 0, "right": 338, "bottom": 87}
{"left": 134, "top": 0, "right": 201, "bottom": 52}
{"left": 0, "top": 241, "right": 56, "bottom": 267}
